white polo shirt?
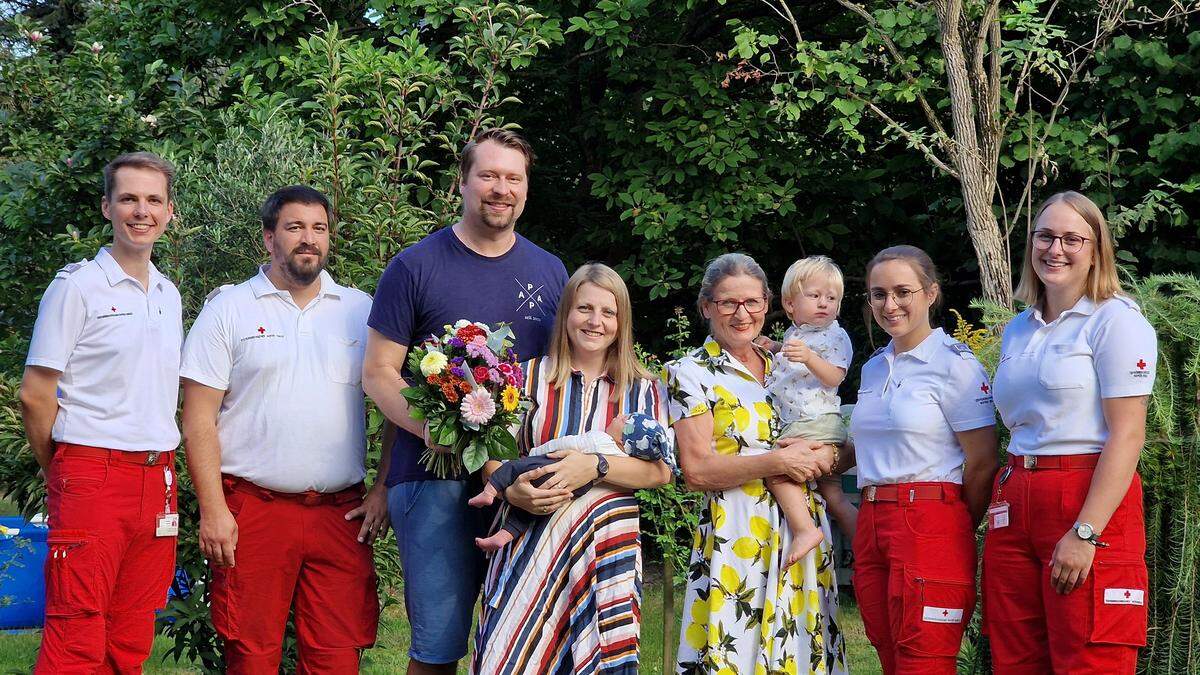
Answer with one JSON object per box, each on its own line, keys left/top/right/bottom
{"left": 26, "top": 248, "right": 183, "bottom": 451}
{"left": 992, "top": 294, "right": 1157, "bottom": 457}
{"left": 180, "top": 267, "right": 371, "bottom": 493}
{"left": 850, "top": 328, "right": 996, "bottom": 486}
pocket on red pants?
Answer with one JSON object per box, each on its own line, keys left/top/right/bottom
{"left": 899, "top": 571, "right": 975, "bottom": 657}
{"left": 1089, "top": 559, "right": 1148, "bottom": 647}
{"left": 45, "top": 529, "right": 101, "bottom": 616}
{"left": 209, "top": 564, "right": 241, "bottom": 640}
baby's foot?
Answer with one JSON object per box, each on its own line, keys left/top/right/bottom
{"left": 468, "top": 484, "right": 498, "bottom": 508}
{"left": 785, "top": 528, "right": 825, "bottom": 568}
{"left": 475, "top": 530, "right": 515, "bottom": 553}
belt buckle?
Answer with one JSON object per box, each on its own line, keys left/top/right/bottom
{"left": 301, "top": 493, "right": 323, "bottom": 506}
{"left": 1023, "top": 456, "right": 1037, "bottom": 470}
{"left": 864, "top": 486, "right": 877, "bottom": 502}
{"left": 145, "top": 451, "right": 160, "bottom": 466}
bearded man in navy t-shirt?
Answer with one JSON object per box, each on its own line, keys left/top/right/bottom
{"left": 363, "top": 128, "right": 569, "bottom": 673}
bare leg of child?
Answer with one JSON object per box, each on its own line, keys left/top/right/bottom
{"left": 475, "top": 528, "right": 514, "bottom": 552}
{"left": 468, "top": 482, "right": 499, "bottom": 508}
{"left": 817, "top": 477, "right": 858, "bottom": 538}
{"left": 770, "top": 479, "right": 824, "bottom": 568}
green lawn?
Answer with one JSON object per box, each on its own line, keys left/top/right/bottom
{"left": 0, "top": 577, "right": 882, "bottom": 674}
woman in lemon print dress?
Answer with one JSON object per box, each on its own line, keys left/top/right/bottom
{"left": 666, "top": 254, "right": 848, "bottom": 675}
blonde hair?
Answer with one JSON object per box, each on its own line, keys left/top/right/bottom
{"left": 781, "top": 255, "right": 844, "bottom": 306}
{"left": 1015, "top": 191, "right": 1122, "bottom": 306}
{"left": 546, "top": 263, "right": 653, "bottom": 400}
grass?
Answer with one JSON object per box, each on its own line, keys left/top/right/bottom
{"left": 0, "top": 573, "right": 882, "bottom": 673}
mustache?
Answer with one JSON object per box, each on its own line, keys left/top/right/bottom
{"left": 291, "top": 245, "right": 322, "bottom": 256}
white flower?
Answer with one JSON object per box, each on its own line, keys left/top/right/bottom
{"left": 140, "top": 114, "right": 158, "bottom": 127}
{"left": 28, "top": 31, "right": 45, "bottom": 43}
{"left": 90, "top": 42, "right": 103, "bottom": 53}
{"left": 419, "top": 350, "right": 448, "bottom": 377}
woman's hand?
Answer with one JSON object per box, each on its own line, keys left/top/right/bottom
{"left": 773, "top": 437, "right": 833, "bottom": 482}
{"left": 504, "top": 467, "right": 573, "bottom": 515}
{"left": 542, "top": 450, "right": 601, "bottom": 492}
{"left": 1049, "top": 530, "right": 1097, "bottom": 594}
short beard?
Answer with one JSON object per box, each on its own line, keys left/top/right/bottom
{"left": 282, "top": 251, "right": 324, "bottom": 285}
{"left": 478, "top": 205, "right": 516, "bottom": 230}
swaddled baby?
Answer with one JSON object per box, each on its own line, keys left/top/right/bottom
{"left": 469, "top": 412, "right": 675, "bottom": 552}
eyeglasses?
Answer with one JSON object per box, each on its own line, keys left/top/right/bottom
{"left": 1032, "top": 230, "right": 1091, "bottom": 254}
{"left": 710, "top": 297, "right": 767, "bottom": 316}
{"left": 865, "top": 287, "right": 925, "bottom": 308}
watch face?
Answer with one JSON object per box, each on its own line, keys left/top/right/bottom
{"left": 1077, "top": 523, "right": 1094, "bottom": 539}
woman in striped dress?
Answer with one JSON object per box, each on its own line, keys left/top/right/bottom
{"left": 471, "top": 263, "right": 674, "bottom": 674}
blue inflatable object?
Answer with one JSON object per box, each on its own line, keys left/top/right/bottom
{"left": 0, "top": 516, "right": 49, "bottom": 630}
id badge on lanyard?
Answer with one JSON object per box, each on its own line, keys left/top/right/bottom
{"left": 987, "top": 465, "right": 1012, "bottom": 529}
{"left": 156, "top": 465, "right": 179, "bottom": 537}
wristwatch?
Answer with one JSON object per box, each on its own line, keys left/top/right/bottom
{"left": 592, "top": 454, "right": 609, "bottom": 480}
{"left": 1073, "top": 522, "right": 1109, "bottom": 547}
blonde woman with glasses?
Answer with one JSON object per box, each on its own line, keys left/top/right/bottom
{"left": 984, "top": 192, "right": 1157, "bottom": 673}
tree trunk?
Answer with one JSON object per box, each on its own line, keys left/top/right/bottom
{"left": 935, "top": 0, "right": 1013, "bottom": 308}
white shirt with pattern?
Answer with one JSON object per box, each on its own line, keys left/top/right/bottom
{"left": 766, "top": 320, "right": 853, "bottom": 423}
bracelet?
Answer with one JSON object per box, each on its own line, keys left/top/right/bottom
{"left": 829, "top": 444, "right": 840, "bottom": 473}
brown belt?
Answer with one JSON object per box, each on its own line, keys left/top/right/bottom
{"left": 861, "top": 483, "right": 958, "bottom": 503}
{"left": 1009, "top": 453, "right": 1100, "bottom": 470}
{"left": 222, "top": 475, "right": 364, "bottom": 506}
{"left": 56, "top": 443, "right": 173, "bottom": 466}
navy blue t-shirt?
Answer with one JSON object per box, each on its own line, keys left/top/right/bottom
{"left": 369, "top": 227, "right": 569, "bottom": 485}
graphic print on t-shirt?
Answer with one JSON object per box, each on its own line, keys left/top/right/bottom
{"left": 514, "top": 278, "right": 551, "bottom": 321}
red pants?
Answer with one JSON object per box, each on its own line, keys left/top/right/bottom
{"left": 852, "top": 482, "right": 977, "bottom": 675}
{"left": 982, "top": 457, "right": 1147, "bottom": 674}
{"left": 36, "top": 444, "right": 178, "bottom": 674}
{"left": 209, "top": 478, "right": 379, "bottom": 674}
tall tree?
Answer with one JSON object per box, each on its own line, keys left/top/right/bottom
{"left": 738, "top": 0, "right": 1200, "bottom": 307}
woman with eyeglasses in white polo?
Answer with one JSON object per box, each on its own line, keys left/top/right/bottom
{"left": 846, "top": 245, "right": 998, "bottom": 675}
{"left": 984, "top": 192, "right": 1157, "bottom": 674}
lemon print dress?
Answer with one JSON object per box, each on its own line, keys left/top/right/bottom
{"left": 665, "top": 337, "right": 848, "bottom": 675}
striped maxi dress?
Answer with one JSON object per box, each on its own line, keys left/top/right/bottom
{"left": 471, "top": 356, "right": 672, "bottom": 675}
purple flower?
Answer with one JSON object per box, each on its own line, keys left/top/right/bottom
{"left": 451, "top": 356, "right": 465, "bottom": 366}
{"left": 488, "top": 368, "right": 505, "bottom": 385}
{"left": 449, "top": 366, "right": 465, "bottom": 378}
{"left": 449, "top": 337, "right": 465, "bottom": 349}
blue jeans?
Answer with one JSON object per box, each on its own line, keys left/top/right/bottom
{"left": 388, "top": 479, "right": 490, "bottom": 664}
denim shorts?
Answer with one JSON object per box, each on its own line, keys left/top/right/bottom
{"left": 388, "top": 479, "right": 491, "bottom": 664}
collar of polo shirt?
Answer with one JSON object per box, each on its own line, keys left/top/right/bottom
{"left": 882, "top": 327, "right": 945, "bottom": 364}
{"left": 95, "top": 247, "right": 168, "bottom": 291}
{"left": 1030, "top": 294, "right": 1098, "bottom": 325}
{"left": 250, "top": 266, "right": 344, "bottom": 301}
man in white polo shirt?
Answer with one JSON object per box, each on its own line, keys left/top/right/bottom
{"left": 180, "top": 185, "right": 386, "bottom": 673}
{"left": 20, "top": 151, "right": 183, "bottom": 673}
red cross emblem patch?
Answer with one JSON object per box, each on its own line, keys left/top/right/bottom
{"left": 980, "top": 382, "right": 990, "bottom": 394}
{"left": 1137, "top": 359, "right": 1147, "bottom": 370}
{"left": 258, "top": 326, "right": 266, "bottom": 334}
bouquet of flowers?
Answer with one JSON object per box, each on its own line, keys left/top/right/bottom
{"left": 402, "top": 320, "right": 528, "bottom": 478}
